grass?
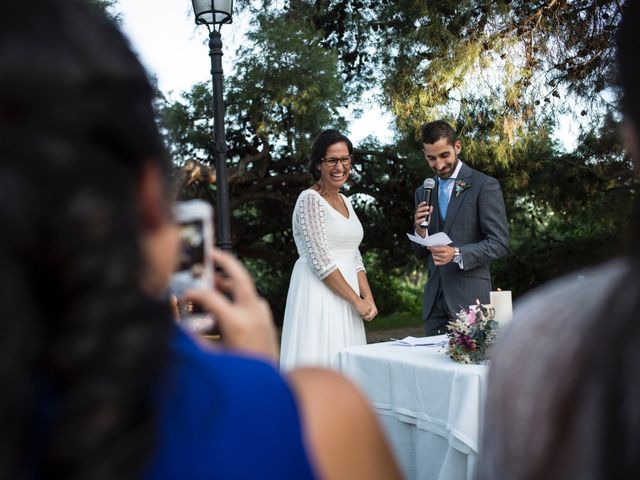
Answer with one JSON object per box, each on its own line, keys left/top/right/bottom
{"left": 365, "top": 310, "right": 423, "bottom": 332}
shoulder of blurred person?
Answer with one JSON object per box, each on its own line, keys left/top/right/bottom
{"left": 147, "top": 325, "right": 401, "bottom": 480}
{"left": 288, "top": 367, "right": 402, "bottom": 480}
{"left": 147, "top": 326, "right": 317, "bottom": 479}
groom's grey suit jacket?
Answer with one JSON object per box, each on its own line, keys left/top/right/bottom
{"left": 413, "top": 162, "right": 509, "bottom": 325}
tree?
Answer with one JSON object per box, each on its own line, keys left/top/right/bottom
{"left": 159, "top": 12, "right": 349, "bottom": 317}
{"left": 291, "top": 1, "right": 623, "bottom": 151}
{"left": 158, "top": 0, "right": 637, "bottom": 318}
{"left": 493, "top": 110, "right": 636, "bottom": 295}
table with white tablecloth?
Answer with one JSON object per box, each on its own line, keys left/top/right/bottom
{"left": 336, "top": 341, "right": 488, "bottom": 480}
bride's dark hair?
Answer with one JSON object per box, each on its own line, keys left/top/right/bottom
{"left": 0, "top": 1, "right": 173, "bottom": 478}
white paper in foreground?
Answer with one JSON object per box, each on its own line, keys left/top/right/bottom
{"left": 406, "top": 231, "right": 452, "bottom": 247}
{"left": 391, "top": 335, "right": 449, "bottom": 347}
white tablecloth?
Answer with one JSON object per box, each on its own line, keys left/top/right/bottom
{"left": 336, "top": 341, "right": 488, "bottom": 480}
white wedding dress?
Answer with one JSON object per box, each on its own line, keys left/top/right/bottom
{"left": 279, "top": 189, "right": 367, "bottom": 370}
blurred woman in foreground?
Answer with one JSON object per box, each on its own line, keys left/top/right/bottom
{"left": 0, "top": 1, "right": 400, "bottom": 479}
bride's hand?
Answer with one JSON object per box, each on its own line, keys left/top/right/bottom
{"left": 183, "top": 248, "right": 279, "bottom": 363}
{"left": 353, "top": 297, "right": 376, "bottom": 321}
{"left": 364, "top": 300, "right": 378, "bottom": 322}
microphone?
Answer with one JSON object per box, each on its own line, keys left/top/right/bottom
{"left": 420, "top": 178, "right": 436, "bottom": 228}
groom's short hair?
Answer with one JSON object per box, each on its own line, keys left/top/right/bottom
{"left": 421, "top": 120, "right": 457, "bottom": 147}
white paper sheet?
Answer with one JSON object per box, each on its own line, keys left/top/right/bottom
{"left": 391, "top": 335, "right": 449, "bottom": 347}
{"left": 406, "top": 231, "right": 453, "bottom": 247}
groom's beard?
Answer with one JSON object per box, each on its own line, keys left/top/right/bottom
{"left": 434, "top": 157, "right": 458, "bottom": 180}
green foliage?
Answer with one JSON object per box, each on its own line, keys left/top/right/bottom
{"left": 226, "top": 12, "right": 348, "bottom": 152}
{"left": 160, "top": 83, "right": 219, "bottom": 166}
{"left": 361, "top": 251, "right": 423, "bottom": 317}
{"left": 364, "top": 312, "right": 423, "bottom": 333}
{"left": 287, "top": 0, "right": 623, "bottom": 163}
{"left": 492, "top": 113, "right": 636, "bottom": 297}
{"left": 242, "top": 256, "right": 293, "bottom": 323}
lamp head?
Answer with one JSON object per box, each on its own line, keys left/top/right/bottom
{"left": 191, "top": 0, "right": 233, "bottom": 27}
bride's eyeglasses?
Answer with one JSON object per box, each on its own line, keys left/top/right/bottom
{"left": 321, "top": 155, "right": 353, "bottom": 167}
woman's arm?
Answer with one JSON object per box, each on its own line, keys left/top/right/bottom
{"left": 356, "top": 271, "right": 378, "bottom": 321}
{"left": 288, "top": 368, "right": 402, "bottom": 480}
{"left": 184, "top": 248, "right": 279, "bottom": 363}
{"left": 322, "top": 270, "right": 375, "bottom": 320}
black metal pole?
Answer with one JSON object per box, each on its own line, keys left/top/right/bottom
{"left": 209, "top": 29, "right": 232, "bottom": 251}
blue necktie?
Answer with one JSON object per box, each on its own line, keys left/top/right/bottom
{"left": 439, "top": 178, "right": 452, "bottom": 220}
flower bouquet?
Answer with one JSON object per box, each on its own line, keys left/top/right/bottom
{"left": 446, "top": 304, "right": 499, "bottom": 364}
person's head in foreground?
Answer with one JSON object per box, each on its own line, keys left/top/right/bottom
{"left": 476, "top": 1, "right": 640, "bottom": 479}
{"left": 0, "top": 1, "right": 400, "bottom": 479}
{"left": 0, "top": 0, "right": 176, "bottom": 476}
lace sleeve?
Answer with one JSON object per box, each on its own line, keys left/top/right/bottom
{"left": 355, "top": 248, "right": 366, "bottom": 273}
{"left": 297, "top": 192, "right": 337, "bottom": 279}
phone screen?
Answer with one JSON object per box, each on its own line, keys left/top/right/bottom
{"left": 174, "top": 219, "right": 208, "bottom": 292}
{"left": 170, "top": 201, "right": 216, "bottom": 335}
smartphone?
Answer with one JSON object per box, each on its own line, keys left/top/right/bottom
{"left": 170, "top": 200, "right": 215, "bottom": 333}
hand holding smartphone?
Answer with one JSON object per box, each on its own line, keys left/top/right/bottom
{"left": 183, "top": 249, "right": 279, "bottom": 363}
{"left": 170, "top": 200, "right": 216, "bottom": 334}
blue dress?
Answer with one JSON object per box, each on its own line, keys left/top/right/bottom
{"left": 145, "top": 327, "right": 317, "bottom": 479}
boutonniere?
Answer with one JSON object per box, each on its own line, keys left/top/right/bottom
{"left": 454, "top": 179, "right": 471, "bottom": 197}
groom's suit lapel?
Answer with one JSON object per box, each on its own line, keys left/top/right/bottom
{"left": 443, "top": 163, "right": 473, "bottom": 235}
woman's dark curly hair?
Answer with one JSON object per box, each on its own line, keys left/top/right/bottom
{"left": 0, "top": 1, "right": 174, "bottom": 478}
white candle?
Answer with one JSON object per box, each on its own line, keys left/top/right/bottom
{"left": 490, "top": 290, "right": 513, "bottom": 325}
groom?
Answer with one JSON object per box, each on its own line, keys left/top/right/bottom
{"left": 413, "top": 121, "right": 509, "bottom": 336}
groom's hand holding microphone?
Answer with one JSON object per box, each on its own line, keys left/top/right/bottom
{"left": 415, "top": 178, "right": 435, "bottom": 238}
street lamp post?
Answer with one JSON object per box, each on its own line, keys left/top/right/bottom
{"left": 191, "top": 0, "right": 233, "bottom": 251}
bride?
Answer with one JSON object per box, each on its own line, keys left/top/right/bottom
{"left": 280, "top": 129, "right": 378, "bottom": 370}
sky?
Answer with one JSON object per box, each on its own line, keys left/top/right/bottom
{"left": 117, "top": 0, "right": 577, "bottom": 150}
{"left": 117, "top": 0, "right": 394, "bottom": 145}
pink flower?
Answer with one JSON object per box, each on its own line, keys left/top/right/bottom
{"left": 467, "top": 309, "right": 477, "bottom": 325}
